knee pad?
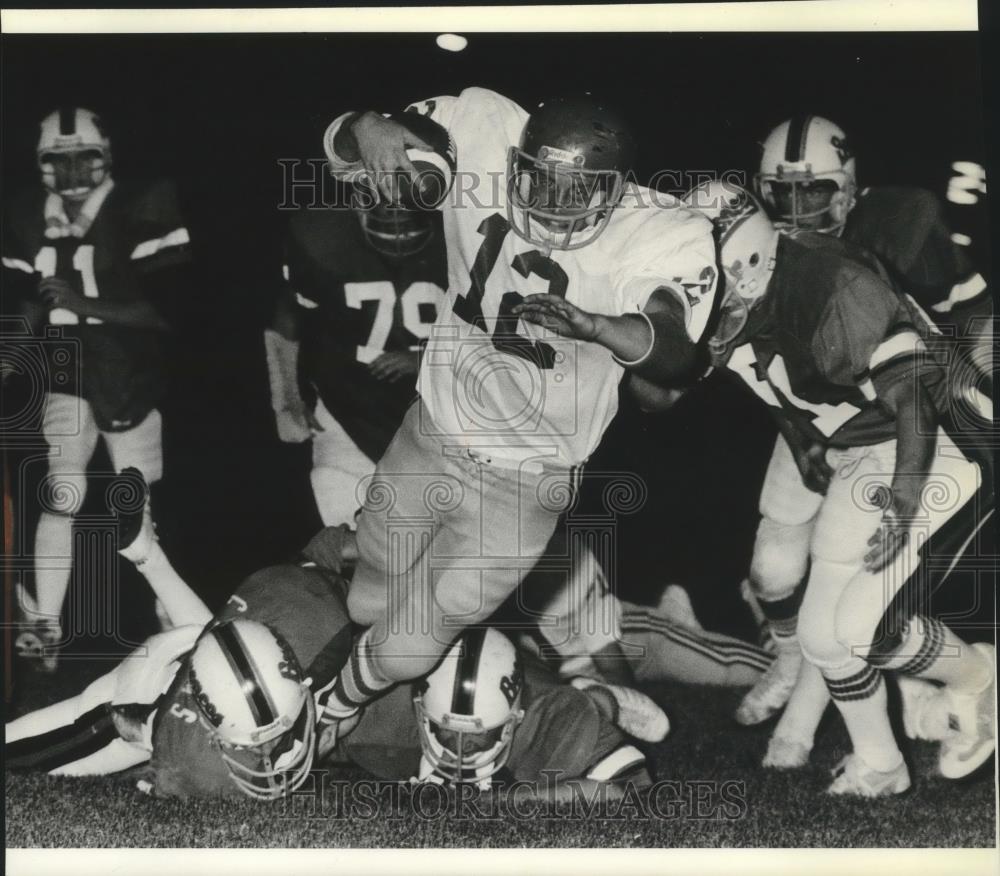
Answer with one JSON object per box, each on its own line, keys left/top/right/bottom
{"left": 749, "top": 517, "right": 812, "bottom": 601}
{"left": 796, "top": 559, "right": 856, "bottom": 670}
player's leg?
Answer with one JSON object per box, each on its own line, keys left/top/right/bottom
{"left": 6, "top": 659, "right": 147, "bottom": 775}
{"left": 111, "top": 468, "right": 211, "bottom": 627}
{"left": 310, "top": 399, "right": 376, "bottom": 528}
{"left": 833, "top": 435, "right": 993, "bottom": 780}
{"left": 346, "top": 400, "right": 444, "bottom": 626}
{"left": 736, "top": 434, "right": 823, "bottom": 725}
{"left": 799, "top": 442, "right": 914, "bottom": 795}
{"left": 620, "top": 600, "right": 773, "bottom": 686}
{"left": 22, "top": 393, "right": 100, "bottom": 669}
{"left": 317, "top": 455, "right": 571, "bottom": 728}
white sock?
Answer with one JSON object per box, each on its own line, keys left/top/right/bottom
{"left": 825, "top": 661, "right": 902, "bottom": 772}
{"left": 33, "top": 511, "right": 74, "bottom": 621}
{"left": 772, "top": 659, "right": 831, "bottom": 747}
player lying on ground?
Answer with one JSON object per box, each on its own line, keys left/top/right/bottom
{"left": 5, "top": 471, "right": 670, "bottom": 799}
{"left": 311, "top": 87, "right": 719, "bottom": 741}
{"left": 4, "top": 107, "right": 192, "bottom": 670}
{"left": 682, "top": 182, "right": 996, "bottom": 796}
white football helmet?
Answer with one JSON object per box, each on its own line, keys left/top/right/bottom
{"left": 37, "top": 107, "right": 112, "bottom": 200}
{"left": 188, "top": 619, "right": 316, "bottom": 801}
{"left": 755, "top": 115, "right": 856, "bottom": 234}
{"left": 412, "top": 628, "right": 524, "bottom": 785}
{"left": 683, "top": 180, "right": 779, "bottom": 356}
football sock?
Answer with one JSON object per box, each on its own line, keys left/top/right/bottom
{"left": 891, "top": 615, "right": 992, "bottom": 694}
{"left": 824, "top": 659, "right": 902, "bottom": 772}
{"left": 771, "top": 658, "right": 831, "bottom": 746}
{"left": 318, "top": 627, "right": 393, "bottom": 721}
{"left": 33, "top": 511, "right": 74, "bottom": 621}
{"left": 134, "top": 541, "right": 212, "bottom": 627}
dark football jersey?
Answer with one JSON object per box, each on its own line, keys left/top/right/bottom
{"left": 149, "top": 563, "right": 352, "bottom": 798}
{"left": 2, "top": 180, "right": 191, "bottom": 431}
{"left": 340, "top": 649, "right": 633, "bottom": 785}
{"left": 284, "top": 208, "right": 447, "bottom": 461}
{"left": 726, "top": 232, "right": 950, "bottom": 448}
{"left": 843, "top": 186, "right": 987, "bottom": 321}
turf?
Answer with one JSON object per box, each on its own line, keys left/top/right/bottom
{"left": 4, "top": 660, "right": 996, "bottom": 848}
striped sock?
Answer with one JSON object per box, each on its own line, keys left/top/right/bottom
{"left": 825, "top": 660, "right": 901, "bottom": 772}
{"left": 891, "top": 615, "right": 991, "bottom": 693}
{"left": 316, "top": 628, "right": 393, "bottom": 723}
{"left": 756, "top": 579, "right": 805, "bottom": 655}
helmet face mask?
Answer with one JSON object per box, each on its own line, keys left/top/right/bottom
{"left": 506, "top": 95, "right": 635, "bottom": 252}
{"left": 412, "top": 628, "right": 525, "bottom": 786}
{"left": 188, "top": 619, "right": 317, "bottom": 801}
{"left": 355, "top": 200, "right": 435, "bottom": 259}
{"left": 506, "top": 147, "right": 625, "bottom": 251}
{"left": 37, "top": 108, "right": 112, "bottom": 201}
{"left": 755, "top": 115, "right": 857, "bottom": 234}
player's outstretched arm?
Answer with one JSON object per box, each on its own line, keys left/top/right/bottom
{"left": 513, "top": 287, "right": 700, "bottom": 385}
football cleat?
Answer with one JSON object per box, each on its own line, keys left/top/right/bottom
{"left": 113, "top": 467, "right": 155, "bottom": 565}
{"left": 827, "top": 753, "right": 911, "bottom": 798}
{"left": 570, "top": 676, "right": 670, "bottom": 743}
{"left": 762, "top": 735, "right": 811, "bottom": 770}
{"left": 14, "top": 619, "right": 63, "bottom": 673}
{"left": 735, "top": 647, "right": 801, "bottom": 726}
{"left": 898, "top": 676, "right": 950, "bottom": 741}
{"left": 938, "top": 643, "right": 997, "bottom": 780}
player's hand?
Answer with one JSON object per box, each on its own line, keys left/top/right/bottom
{"left": 38, "top": 277, "right": 84, "bottom": 312}
{"left": 791, "top": 440, "right": 834, "bottom": 495}
{"left": 863, "top": 486, "right": 919, "bottom": 573}
{"left": 351, "top": 112, "right": 434, "bottom": 204}
{"left": 369, "top": 350, "right": 420, "bottom": 383}
{"left": 512, "top": 294, "right": 600, "bottom": 341}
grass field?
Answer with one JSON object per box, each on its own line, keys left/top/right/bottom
{"left": 5, "top": 658, "right": 996, "bottom": 849}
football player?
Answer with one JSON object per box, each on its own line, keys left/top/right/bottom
{"left": 6, "top": 472, "right": 667, "bottom": 797}
{"left": 755, "top": 115, "right": 991, "bottom": 387}
{"left": 310, "top": 89, "right": 718, "bottom": 739}
{"left": 688, "top": 182, "right": 995, "bottom": 796}
{"left": 3, "top": 107, "right": 191, "bottom": 670}
{"left": 5, "top": 469, "right": 355, "bottom": 799}
{"left": 266, "top": 195, "right": 446, "bottom": 527}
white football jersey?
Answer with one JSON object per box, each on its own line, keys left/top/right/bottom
{"left": 325, "top": 88, "right": 717, "bottom": 465}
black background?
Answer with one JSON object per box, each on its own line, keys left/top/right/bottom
{"left": 1, "top": 31, "right": 992, "bottom": 644}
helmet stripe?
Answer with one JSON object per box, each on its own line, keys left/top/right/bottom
{"left": 59, "top": 107, "right": 76, "bottom": 137}
{"left": 451, "top": 627, "right": 487, "bottom": 716}
{"left": 784, "top": 115, "right": 812, "bottom": 163}
{"left": 213, "top": 623, "right": 278, "bottom": 729}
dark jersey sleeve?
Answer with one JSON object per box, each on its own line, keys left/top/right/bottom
{"left": 844, "top": 187, "right": 973, "bottom": 310}
{"left": 126, "top": 180, "right": 192, "bottom": 274}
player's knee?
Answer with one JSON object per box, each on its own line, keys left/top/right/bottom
{"left": 797, "top": 602, "right": 848, "bottom": 669}
{"left": 749, "top": 518, "right": 810, "bottom": 600}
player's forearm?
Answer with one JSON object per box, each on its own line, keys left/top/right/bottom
{"left": 592, "top": 310, "right": 698, "bottom": 384}
{"left": 885, "top": 380, "right": 938, "bottom": 513}
{"left": 71, "top": 298, "right": 169, "bottom": 331}
{"left": 590, "top": 642, "right": 638, "bottom": 687}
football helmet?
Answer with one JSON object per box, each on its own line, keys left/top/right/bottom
{"left": 356, "top": 201, "right": 435, "bottom": 259}
{"left": 755, "top": 115, "right": 856, "bottom": 233}
{"left": 188, "top": 618, "right": 316, "bottom": 801}
{"left": 683, "top": 180, "right": 779, "bottom": 356}
{"left": 507, "top": 95, "right": 635, "bottom": 251}
{"left": 37, "top": 107, "right": 112, "bottom": 201}
{"left": 412, "top": 627, "right": 524, "bottom": 785}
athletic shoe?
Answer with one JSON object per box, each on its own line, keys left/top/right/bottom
{"left": 827, "top": 753, "right": 911, "bottom": 798}
{"left": 898, "top": 676, "right": 950, "bottom": 741}
{"left": 735, "top": 647, "right": 801, "bottom": 725}
{"left": 14, "top": 619, "right": 63, "bottom": 673}
{"left": 939, "top": 643, "right": 997, "bottom": 779}
{"left": 114, "top": 467, "right": 155, "bottom": 564}
{"left": 570, "top": 676, "right": 670, "bottom": 742}
{"left": 762, "top": 735, "right": 811, "bottom": 769}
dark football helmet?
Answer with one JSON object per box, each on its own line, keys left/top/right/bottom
{"left": 356, "top": 200, "right": 436, "bottom": 259}
{"left": 507, "top": 95, "right": 636, "bottom": 251}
